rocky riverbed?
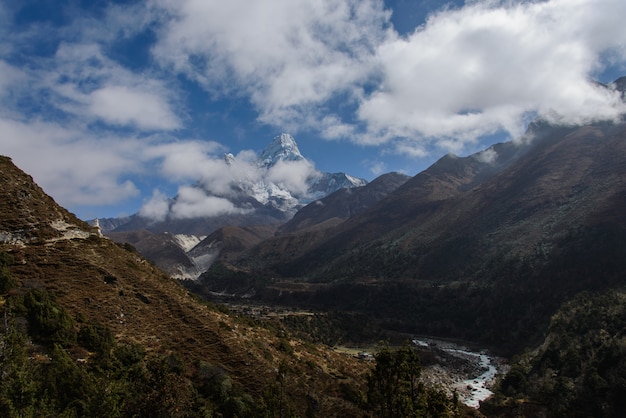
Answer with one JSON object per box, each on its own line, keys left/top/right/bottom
{"left": 413, "top": 338, "right": 507, "bottom": 408}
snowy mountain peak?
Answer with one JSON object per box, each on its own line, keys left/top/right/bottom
{"left": 224, "top": 153, "right": 235, "bottom": 165}
{"left": 259, "top": 133, "right": 304, "bottom": 167}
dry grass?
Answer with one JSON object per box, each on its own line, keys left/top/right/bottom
{"left": 1, "top": 155, "right": 371, "bottom": 416}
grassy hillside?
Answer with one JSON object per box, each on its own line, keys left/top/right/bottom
{"left": 0, "top": 156, "right": 371, "bottom": 417}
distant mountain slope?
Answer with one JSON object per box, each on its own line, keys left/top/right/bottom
{"left": 201, "top": 115, "right": 626, "bottom": 353}
{"left": 278, "top": 171, "right": 411, "bottom": 234}
{"left": 222, "top": 121, "right": 558, "bottom": 275}
{"left": 106, "top": 229, "right": 199, "bottom": 277}
{"left": 0, "top": 155, "right": 373, "bottom": 416}
{"left": 283, "top": 120, "right": 610, "bottom": 279}
{"left": 202, "top": 172, "right": 411, "bottom": 274}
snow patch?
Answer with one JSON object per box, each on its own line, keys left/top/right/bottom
{"left": 170, "top": 237, "right": 220, "bottom": 280}
{"left": 172, "top": 234, "right": 205, "bottom": 252}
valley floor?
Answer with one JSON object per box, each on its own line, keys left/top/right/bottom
{"left": 336, "top": 337, "right": 506, "bottom": 409}
{"left": 223, "top": 300, "right": 507, "bottom": 410}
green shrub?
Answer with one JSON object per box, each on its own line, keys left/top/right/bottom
{"left": 113, "top": 343, "right": 146, "bottom": 368}
{"left": 24, "top": 288, "right": 76, "bottom": 346}
{"left": 41, "top": 344, "right": 97, "bottom": 415}
{"left": 0, "top": 252, "right": 16, "bottom": 292}
{"left": 79, "top": 323, "right": 114, "bottom": 354}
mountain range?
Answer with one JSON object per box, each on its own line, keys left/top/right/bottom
{"left": 3, "top": 76, "right": 626, "bottom": 416}
{"left": 104, "top": 133, "right": 369, "bottom": 279}
{"left": 105, "top": 133, "right": 366, "bottom": 234}
{"left": 198, "top": 78, "right": 626, "bottom": 354}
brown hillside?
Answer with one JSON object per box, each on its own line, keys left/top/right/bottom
{"left": 0, "top": 156, "right": 370, "bottom": 416}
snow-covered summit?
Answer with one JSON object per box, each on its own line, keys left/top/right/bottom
{"left": 131, "top": 133, "right": 367, "bottom": 228}
{"left": 212, "top": 133, "right": 368, "bottom": 214}
{"left": 259, "top": 133, "right": 304, "bottom": 167}
{"left": 308, "top": 172, "right": 367, "bottom": 200}
{"left": 224, "top": 153, "right": 236, "bottom": 165}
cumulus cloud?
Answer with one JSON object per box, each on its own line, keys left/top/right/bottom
{"left": 138, "top": 144, "right": 322, "bottom": 220}
{"left": 139, "top": 190, "right": 170, "bottom": 221}
{"left": 358, "top": 0, "right": 626, "bottom": 149}
{"left": 150, "top": 0, "right": 390, "bottom": 127}
{"left": 199, "top": 152, "right": 265, "bottom": 196}
{"left": 143, "top": 141, "right": 227, "bottom": 181}
{"left": 169, "top": 186, "right": 248, "bottom": 219}
{"left": 88, "top": 86, "right": 180, "bottom": 130}
{"left": 145, "top": 142, "right": 268, "bottom": 198}
{"left": 3, "top": 0, "right": 626, "bottom": 220}
{"left": 50, "top": 43, "right": 181, "bottom": 130}
{"left": 364, "top": 159, "right": 387, "bottom": 176}
{"left": 0, "top": 31, "right": 181, "bottom": 212}
{"left": 266, "top": 160, "right": 318, "bottom": 196}
{"left": 148, "top": 0, "right": 626, "bottom": 157}
{"left": 474, "top": 147, "right": 498, "bottom": 164}
{"left": 0, "top": 117, "right": 142, "bottom": 206}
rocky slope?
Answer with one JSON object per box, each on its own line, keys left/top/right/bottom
{"left": 278, "top": 171, "right": 411, "bottom": 234}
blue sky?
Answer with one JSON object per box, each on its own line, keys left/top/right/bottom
{"left": 1, "top": 0, "right": 625, "bottom": 220}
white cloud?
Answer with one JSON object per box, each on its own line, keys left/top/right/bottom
{"left": 0, "top": 117, "right": 142, "bottom": 207}
{"left": 392, "top": 142, "right": 429, "bottom": 159}
{"left": 144, "top": 142, "right": 269, "bottom": 198}
{"left": 266, "top": 159, "right": 319, "bottom": 196}
{"left": 49, "top": 43, "right": 181, "bottom": 130}
{"left": 364, "top": 159, "right": 387, "bottom": 176}
{"left": 89, "top": 86, "right": 180, "bottom": 130}
{"left": 149, "top": 0, "right": 626, "bottom": 158}
{"left": 319, "top": 115, "right": 357, "bottom": 140}
{"left": 144, "top": 141, "right": 226, "bottom": 181}
{"left": 137, "top": 141, "right": 323, "bottom": 220}
{"left": 474, "top": 147, "right": 498, "bottom": 164}
{"left": 358, "top": 0, "right": 626, "bottom": 152}
{"left": 170, "top": 186, "right": 248, "bottom": 219}
{"left": 139, "top": 190, "right": 170, "bottom": 221}
{"left": 3, "top": 0, "right": 626, "bottom": 220}
{"left": 150, "top": 0, "right": 390, "bottom": 128}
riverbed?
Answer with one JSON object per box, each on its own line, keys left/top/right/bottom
{"left": 413, "top": 338, "right": 505, "bottom": 408}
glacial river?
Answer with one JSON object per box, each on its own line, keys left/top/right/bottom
{"left": 413, "top": 338, "right": 502, "bottom": 408}
{"left": 445, "top": 348, "right": 498, "bottom": 407}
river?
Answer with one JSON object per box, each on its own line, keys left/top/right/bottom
{"left": 413, "top": 338, "right": 504, "bottom": 408}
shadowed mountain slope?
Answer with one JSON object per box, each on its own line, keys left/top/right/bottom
{"left": 278, "top": 172, "right": 411, "bottom": 234}
{"left": 201, "top": 118, "right": 626, "bottom": 353}
{"left": 189, "top": 172, "right": 411, "bottom": 276}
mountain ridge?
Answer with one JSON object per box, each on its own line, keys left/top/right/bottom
{"left": 199, "top": 114, "right": 626, "bottom": 353}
